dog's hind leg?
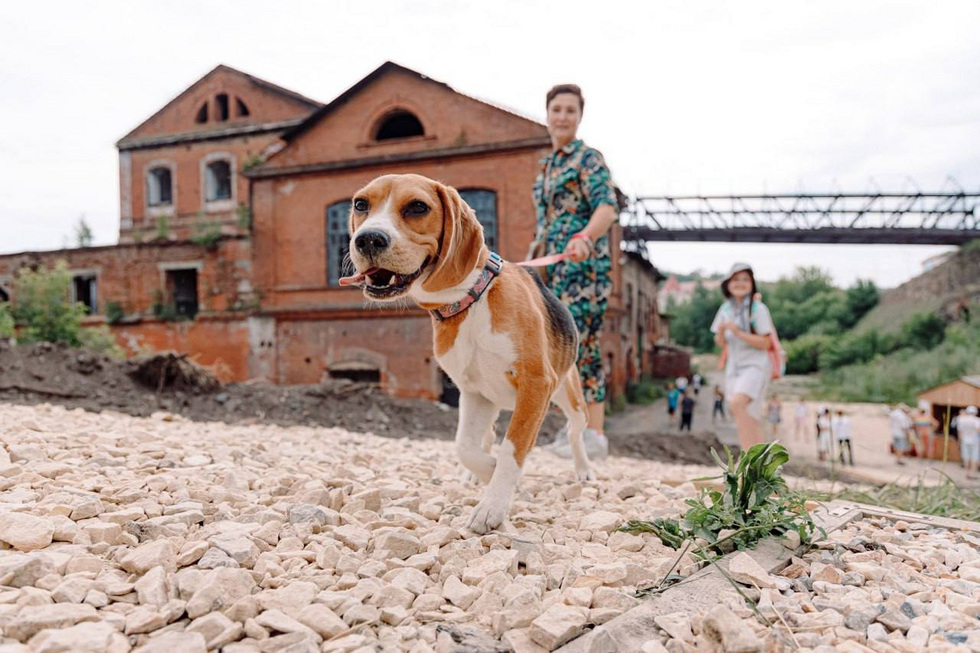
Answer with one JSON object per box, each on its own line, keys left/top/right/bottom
{"left": 455, "top": 391, "right": 499, "bottom": 485}
{"left": 552, "top": 368, "right": 593, "bottom": 481}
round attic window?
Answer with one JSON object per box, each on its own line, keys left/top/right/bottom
{"left": 374, "top": 111, "right": 424, "bottom": 141}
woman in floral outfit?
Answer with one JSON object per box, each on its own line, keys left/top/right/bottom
{"left": 530, "top": 84, "right": 619, "bottom": 460}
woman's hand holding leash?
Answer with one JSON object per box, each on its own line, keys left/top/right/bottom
{"left": 564, "top": 232, "right": 594, "bottom": 262}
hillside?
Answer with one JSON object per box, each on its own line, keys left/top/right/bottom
{"left": 855, "top": 242, "right": 980, "bottom": 334}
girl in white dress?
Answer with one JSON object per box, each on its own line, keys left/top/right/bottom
{"left": 710, "top": 263, "right": 774, "bottom": 450}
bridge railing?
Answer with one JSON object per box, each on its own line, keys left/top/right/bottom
{"left": 623, "top": 193, "right": 980, "bottom": 244}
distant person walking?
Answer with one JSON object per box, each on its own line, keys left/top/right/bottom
{"left": 889, "top": 405, "right": 913, "bottom": 465}
{"left": 712, "top": 385, "right": 726, "bottom": 423}
{"left": 692, "top": 373, "right": 702, "bottom": 396}
{"left": 816, "top": 407, "right": 833, "bottom": 462}
{"left": 710, "top": 263, "right": 775, "bottom": 449}
{"left": 958, "top": 406, "right": 980, "bottom": 479}
{"left": 915, "top": 406, "right": 938, "bottom": 459}
{"left": 666, "top": 382, "right": 680, "bottom": 426}
{"left": 793, "top": 398, "right": 809, "bottom": 441}
{"left": 767, "top": 396, "right": 782, "bottom": 440}
{"left": 676, "top": 375, "right": 688, "bottom": 393}
{"left": 679, "top": 390, "right": 696, "bottom": 432}
{"left": 833, "top": 409, "right": 854, "bottom": 466}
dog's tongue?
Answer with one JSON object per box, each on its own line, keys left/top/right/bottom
{"left": 338, "top": 268, "right": 378, "bottom": 287}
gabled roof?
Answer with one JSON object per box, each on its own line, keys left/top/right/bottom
{"left": 117, "top": 64, "right": 322, "bottom": 147}
{"left": 280, "top": 61, "right": 544, "bottom": 142}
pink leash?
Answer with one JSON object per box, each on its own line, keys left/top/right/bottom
{"left": 516, "top": 253, "right": 571, "bottom": 268}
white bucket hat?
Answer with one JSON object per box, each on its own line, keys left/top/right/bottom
{"left": 721, "top": 262, "right": 754, "bottom": 297}
{"left": 968, "top": 406, "right": 979, "bottom": 415}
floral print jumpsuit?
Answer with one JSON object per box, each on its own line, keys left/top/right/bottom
{"left": 532, "top": 139, "right": 617, "bottom": 403}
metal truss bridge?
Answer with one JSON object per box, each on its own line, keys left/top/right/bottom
{"left": 623, "top": 192, "right": 980, "bottom": 245}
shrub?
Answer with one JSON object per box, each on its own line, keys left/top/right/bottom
{"left": 0, "top": 302, "right": 14, "bottom": 339}
{"left": 78, "top": 325, "right": 123, "bottom": 358}
{"left": 10, "top": 262, "right": 87, "bottom": 346}
{"left": 818, "top": 329, "right": 885, "bottom": 370}
{"left": 236, "top": 203, "right": 252, "bottom": 230}
{"left": 897, "top": 312, "right": 946, "bottom": 351}
{"left": 105, "top": 301, "right": 125, "bottom": 324}
{"left": 155, "top": 215, "right": 171, "bottom": 240}
{"left": 626, "top": 378, "right": 666, "bottom": 405}
{"left": 784, "top": 333, "right": 831, "bottom": 374}
{"left": 191, "top": 218, "right": 223, "bottom": 249}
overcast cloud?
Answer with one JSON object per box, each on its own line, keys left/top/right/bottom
{"left": 1, "top": 1, "right": 977, "bottom": 287}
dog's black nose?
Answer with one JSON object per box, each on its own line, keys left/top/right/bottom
{"left": 354, "top": 230, "right": 390, "bottom": 257}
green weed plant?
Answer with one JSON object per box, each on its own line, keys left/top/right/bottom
{"left": 622, "top": 443, "right": 818, "bottom": 561}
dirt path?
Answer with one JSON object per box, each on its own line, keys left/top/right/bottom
{"left": 0, "top": 342, "right": 728, "bottom": 467}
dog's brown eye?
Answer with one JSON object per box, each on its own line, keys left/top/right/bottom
{"left": 403, "top": 200, "right": 429, "bottom": 217}
{"left": 353, "top": 198, "right": 369, "bottom": 213}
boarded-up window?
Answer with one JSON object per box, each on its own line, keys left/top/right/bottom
{"left": 458, "top": 189, "right": 498, "bottom": 251}
{"left": 326, "top": 201, "right": 354, "bottom": 287}
{"left": 375, "top": 111, "right": 424, "bottom": 140}
{"left": 147, "top": 167, "right": 173, "bottom": 206}
{"left": 205, "top": 160, "right": 232, "bottom": 201}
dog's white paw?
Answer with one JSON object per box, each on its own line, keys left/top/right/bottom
{"left": 576, "top": 466, "right": 595, "bottom": 482}
{"left": 466, "top": 497, "right": 509, "bottom": 534}
{"left": 459, "top": 468, "right": 481, "bottom": 486}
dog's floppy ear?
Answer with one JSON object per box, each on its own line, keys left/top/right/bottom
{"left": 421, "top": 183, "right": 485, "bottom": 292}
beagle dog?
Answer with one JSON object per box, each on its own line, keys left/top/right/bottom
{"left": 344, "top": 174, "right": 593, "bottom": 534}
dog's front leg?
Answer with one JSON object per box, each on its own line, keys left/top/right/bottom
{"left": 455, "top": 391, "right": 499, "bottom": 484}
{"left": 467, "top": 376, "right": 551, "bottom": 534}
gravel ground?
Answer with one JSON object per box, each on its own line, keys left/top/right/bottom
{"left": 0, "top": 402, "right": 720, "bottom": 652}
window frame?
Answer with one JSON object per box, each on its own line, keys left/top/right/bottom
{"left": 157, "top": 262, "right": 203, "bottom": 320}
{"left": 326, "top": 200, "right": 354, "bottom": 288}
{"left": 144, "top": 160, "right": 176, "bottom": 218}
{"left": 68, "top": 268, "right": 99, "bottom": 315}
{"left": 200, "top": 152, "right": 236, "bottom": 212}
{"left": 457, "top": 188, "right": 499, "bottom": 252}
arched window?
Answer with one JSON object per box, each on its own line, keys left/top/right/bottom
{"left": 235, "top": 98, "right": 250, "bottom": 117}
{"left": 0, "top": 287, "right": 9, "bottom": 303}
{"left": 205, "top": 160, "right": 232, "bottom": 201}
{"left": 146, "top": 167, "right": 173, "bottom": 207}
{"left": 216, "top": 93, "right": 230, "bottom": 122}
{"left": 326, "top": 201, "right": 354, "bottom": 287}
{"left": 458, "top": 189, "right": 498, "bottom": 251}
{"left": 195, "top": 102, "right": 208, "bottom": 124}
{"left": 375, "top": 111, "right": 424, "bottom": 141}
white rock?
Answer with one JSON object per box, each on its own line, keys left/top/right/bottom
{"left": 443, "top": 576, "right": 480, "bottom": 610}
{"left": 5, "top": 603, "right": 99, "bottom": 642}
{"left": 528, "top": 604, "right": 589, "bottom": 650}
{"left": 0, "top": 512, "right": 54, "bottom": 552}
{"left": 727, "top": 552, "right": 776, "bottom": 589}
{"left": 120, "top": 540, "right": 176, "bottom": 574}
{"left": 27, "top": 620, "right": 128, "bottom": 653}
{"left": 578, "top": 512, "right": 621, "bottom": 533}
{"left": 296, "top": 603, "right": 349, "bottom": 639}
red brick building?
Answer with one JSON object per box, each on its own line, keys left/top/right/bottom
{"left": 0, "top": 62, "right": 673, "bottom": 400}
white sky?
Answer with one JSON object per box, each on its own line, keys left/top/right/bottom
{"left": 1, "top": 1, "right": 978, "bottom": 287}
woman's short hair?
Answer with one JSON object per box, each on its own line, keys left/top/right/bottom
{"left": 546, "top": 84, "right": 585, "bottom": 112}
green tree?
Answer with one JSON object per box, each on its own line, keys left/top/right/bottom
{"left": 10, "top": 262, "right": 87, "bottom": 345}
{"left": 0, "top": 302, "right": 14, "bottom": 339}
{"left": 843, "top": 279, "right": 879, "bottom": 328}
{"left": 668, "top": 283, "right": 724, "bottom": 353}
{"left": 897, "top": 312, "right": 946, "bottom": 351}
{"left": 74, "top": 216, "right": 94, "bottom": 248}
